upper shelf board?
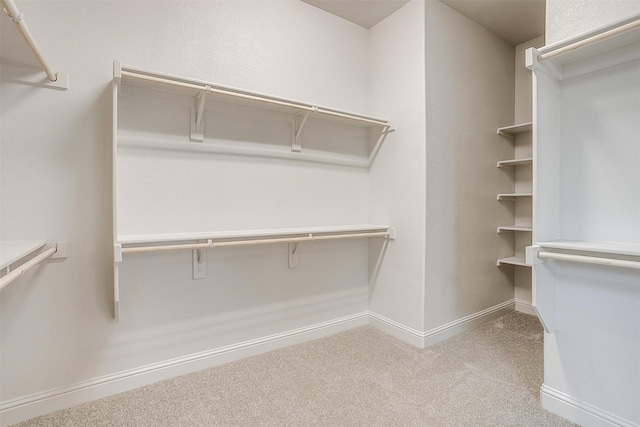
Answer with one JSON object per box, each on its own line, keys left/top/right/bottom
{"left": 497, "top": 256, "right": 531, "bottom": 267}
{"left": 538, "top": 240, "right": 640, "bottom": 257}
{"left": 497, "top": 123, "right": 532, "bottom": 138}
{"left": 527, "top": 16, "right": 640, "bottom": 80}
{"left": 115, "top": 62, "right": 391, "bottom": 130}
{"left": 118, "top": 224, "right": 391, "bottom": 245}
{"left": 0, "top": 240, "right": 47, "bottom": 270}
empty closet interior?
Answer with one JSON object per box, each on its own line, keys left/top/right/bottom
{"left": 2, "top": 1, "right": 638, "bottom": 426}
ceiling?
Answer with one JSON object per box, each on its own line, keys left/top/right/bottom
{"left": 440, "top": 0, "right": 545, "bottom": 45}
{"left": 300, "top": 0, "right": 410, "bottom": 29}
{"left": 300, "top": 0, "right": 545, "bottom": 45}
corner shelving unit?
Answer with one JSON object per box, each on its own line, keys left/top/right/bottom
{"left": 496, "top": 122, "right": 533, "bottom": 271}
{"left": 112, "top": 61, "right": 395, "bottom": 322}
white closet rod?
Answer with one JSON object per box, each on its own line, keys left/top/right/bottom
{"left": 1, "top": 0, "right": 57, "bottom": 81}
{"left": 0, "top": 247, "right": 57, "bottom": 290}
{"left": 538, "top": 18, "right": 640, "bottom": 61}
{"left": 121, "top": 231, "right": 391, "bottom": 255}
{"left": 538, "top": 251, "right": 640, "bottom": 270}
{"left": 120, "top": 70, "right": 389, "bottom": 127}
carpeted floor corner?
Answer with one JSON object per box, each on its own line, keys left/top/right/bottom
{"left": 13, "top": 312, "right": 576, "bottom": 426}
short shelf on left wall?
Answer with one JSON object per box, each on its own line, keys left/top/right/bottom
{"left": 0, "top": 240, "right": 67, "bottom": 291}
{"left": 0, "top": 240, "right": 48, "bottom": 270}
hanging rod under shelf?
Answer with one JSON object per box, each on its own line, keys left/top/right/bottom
{"left": 538, "top": 18, "right": 640, "bottom": 62}
{"left": 117, "top": 67, "right": 391, "bottom": 128}
{"left": 537, "top": 251, "right": 640, "bottom": 270}
{"left": 1, "top": 0, "right": 58, "bottom": 82}
{"left": 0, "top": 246, "right": 56, "bottom": 290}
{"left": 120, "top": 230, "right": 393, "bottom": 255}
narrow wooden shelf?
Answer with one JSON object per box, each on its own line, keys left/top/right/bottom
{"left": 538, "top": 240, "right": 640, "bottom": 257}
{"left": 497, "top": 256, "right": 530, "bottom": 267}
{"left": 497, "top": 193, "right": 533, "bottom": 201}
{"left": 497, "top": 225, "right": 532, "bottom": 233}
{"left": 497, "top": 122, "right": 532, "bottom": 138}
{"left": 0, "top": 240, "right": 47, "bottom": 270}
{"left": 497, "top": 158, "right": 533, "bottom": 168}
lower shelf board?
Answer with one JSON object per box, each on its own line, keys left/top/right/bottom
{"left": 497, "top": 256, "right": 531, "bottom": 267}
{"left": 497, "top": 225, "right": 533, "bottom": 233}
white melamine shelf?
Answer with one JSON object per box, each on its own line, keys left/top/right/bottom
{"left": 118, "top": 225, "right": 391, "bottom": 245}
{"left": 116, "top": 63, "right": 391, "bottom": 130}
{"left": 497, "top": 256, "right": 530, "bottom": 267}
{"left": 497, "top": 225, "right": 533, "bottom": 233}
{"left": 538, "top": 240, "right": 640, "bottom": 257}
{"left": 497, "top": 158, "right": 532, "bottom": 168}
{"left": 0, "top": 240, "right": 47, "bottom": 270}
{"left": 497, "top": 122, "right": 532, "bottom": 138}
{"left": 497, "top": 193, "right": 533, "bottom": 200}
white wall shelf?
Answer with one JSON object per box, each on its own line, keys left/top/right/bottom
{"left": 497, "top": 193, "right": 533, "bottom": 200}
{"left": 112, "top": 62, "right": 396, "bottom": 322}
{"left": 537, "top": 240, "right": 640, "bottom": 257}
{"left": 0, "top": 240, "right": 47, "bottom": 270}
{"left": 497, "top": 225, "right": 532, "bottom": 233}
{"left": 0, "top": 240, "right": 67, "bottom": 291}
{"left": 497, "top": 158, "right": 532, "bottom": 168}
{"left": 497, "top": 122, "right": 532, "bottom": 138}
{"left": 114, "top": 61, "right": 392, "bottom": 165}
{"left": 118, "top": 224, "right": 391, "bottom": 246}
{"left": 497, "top": 256, "right": 530, "bottom": 267}
{"left": 113, "top": 224, "right": 394, "bottom": 321}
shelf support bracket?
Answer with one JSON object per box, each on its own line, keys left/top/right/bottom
{"left": 369, "top": 125, "right": 394, "bottom": 166}
{"left": 293, "top": 110, "right": 312, "bottom": 152}
{"left": 288, "top": 242, "right": 301, "bottom": 269}
{"left": 190, "top": 85, "right": 210, "bottom": 142}
{"left": 192, "top": 241, "right": 208, "bottom": 279}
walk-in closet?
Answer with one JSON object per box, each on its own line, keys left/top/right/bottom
{"left": 1, "top": 1, "right": 638, "bottom": 426}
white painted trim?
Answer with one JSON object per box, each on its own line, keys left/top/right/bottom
{"left": 0, "top": 312, "right": 368, "bottom": 427}
{"left": 515, "top": 299, "right": 537, "bottom": 316}
{"left": 368, "top": 311, "right": 426, "bottom": 347}
{"left": 541, "top": 385, "right": 638, "bottom": 427}
{"left": 370, "top": 299, "right": 516, "bottom": 348}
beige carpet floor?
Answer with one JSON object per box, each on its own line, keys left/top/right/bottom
{"left": 14, "top": 312, "right": 575, "bottom": 426}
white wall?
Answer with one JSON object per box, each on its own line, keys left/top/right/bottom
{"left": 1, "top": 1, "right": 373, "bottom": 422}
{"left": 368, "top": 0, "right": 426, "bottom": 336}
{"left": 546, "top": 0, "right": 640, "bottom": 44}
{"left": 423, "top": 1, "right": 515, "bottom": 332}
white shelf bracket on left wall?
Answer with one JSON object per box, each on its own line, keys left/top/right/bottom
{"left": 190, "top": 86, "right": 211, "bottom": 141}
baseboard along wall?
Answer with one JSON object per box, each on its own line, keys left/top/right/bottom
{"left": 1, "top": 300, "right": 517, "bottom": 426}
{"left": 541, "top": 385, "right": 638, "bottom": 427}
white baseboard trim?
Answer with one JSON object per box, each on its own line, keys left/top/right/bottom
{"left": 541, "top": 384, "right": 638, "bottom": 427}
{"left": 0, "top": 312, "right": 368, "bottom": 427}
{"left": 515, "top": 299, "right": 537, "bottom": 316}
{"left": 369, "top": 299, "right": 515, "bottom": 348}
{"left": 1, "top": 301, "right": 520, "bottom": 426}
